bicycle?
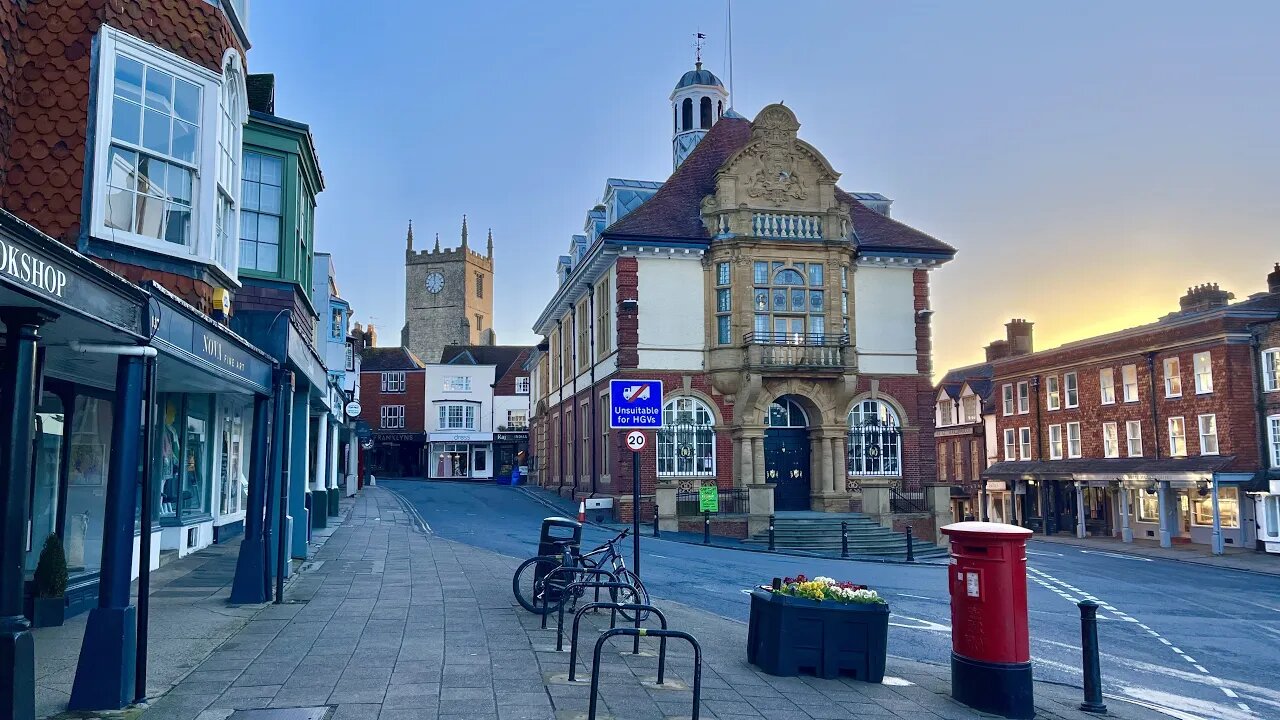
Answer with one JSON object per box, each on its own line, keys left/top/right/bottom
{"left": 512, "top": 528, "right": 649, "bottom": 620}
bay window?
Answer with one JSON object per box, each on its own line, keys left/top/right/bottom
{"left": 239, "top": 152, "right": 283, "bottom": 272}
{"left": 752, "top": 261, "right": 826, "bottom": 341}
{"left": 92, "top": 27, "right": 245, "bottom": 277}
{"left": 437, "top": 403, "right": 476, "bottom": 431}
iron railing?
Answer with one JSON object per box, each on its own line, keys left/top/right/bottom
{"left": 890, "top": 488, "right": 927, "bottom": 514}
{"left": 743, "top": 332, "right": 849, "bottom": 346}
{"left": 676, "top": 488, "right": 750, "bottom": 515}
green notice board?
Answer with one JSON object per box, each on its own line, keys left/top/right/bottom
{"left": 698, "top": 485, "right": 719, "bottom": 513}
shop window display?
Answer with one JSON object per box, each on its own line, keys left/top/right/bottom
{"left": 157, "top": 393, "right": 212, "bottom": 523}
{"left": 433, "top": 443, "right": 470, "bottom": 478}
{"left": 27, "top": 392, "right": 65, "bottom": 576}
{"left": 218, "top": 400, "right": 251, "bottom": 518}
{"left": 65, "top": 395, "right": 112, "bottom": 576}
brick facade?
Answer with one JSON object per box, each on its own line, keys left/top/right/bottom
{"left": 0, "top": 0, "right": 245, "bottom": 312}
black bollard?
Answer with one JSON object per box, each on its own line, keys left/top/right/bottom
{"left": 905, "top": 525, "right": 915, "bottom": 563}
{"left": 703, "top": 511, "right": 710, "bottom": 544}
{"left": 841, "top": 520, "right": 849, "bottom": 558}
{"left": 653, "top": 503, "right": 660, "bottom": 538}
{"left": 1078, "top": 600, "right": 1108, "bottom": 714}
{"left": 768, "top": 514, "right": 776, "bottom": 552}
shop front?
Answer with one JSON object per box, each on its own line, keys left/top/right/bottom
{"left": 985, "top": 480, "right": 1015, "bottom": 525}
{"left": 145, "top": 284, "right": 274, "bottom": 560}
{"left": 427, "top": 431, "right": 493, "bottom": 480}
{"left": 494, "top": 430, "right": 529, "bottom": 483}
{"left": 371, "top": 432, "right": 426, "bottom": 477}
{"left": 0, "top": 210, "right": 150, "bottom": 711}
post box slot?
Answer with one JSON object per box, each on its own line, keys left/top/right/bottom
{"left": 961, "top": 545, "right": 989, "bottom": 555}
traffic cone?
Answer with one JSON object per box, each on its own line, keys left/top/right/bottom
{"left": 577, "top": 500, "right": 586, "bottom": 523}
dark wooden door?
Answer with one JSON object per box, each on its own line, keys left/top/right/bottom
{"left": 765, "top": 429, "right": 810, "bottom": 511}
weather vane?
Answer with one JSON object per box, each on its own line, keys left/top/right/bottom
{"left": 695, "top": 31, "right": 706, "bottom": 68}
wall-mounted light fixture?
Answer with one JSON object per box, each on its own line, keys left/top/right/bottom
{"left": 620, "top": 298, "right": 639, "bottom": 312}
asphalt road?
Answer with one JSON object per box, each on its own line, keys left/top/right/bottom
{"left": 381, "top": 479, "right": 1280, "bottom": 720}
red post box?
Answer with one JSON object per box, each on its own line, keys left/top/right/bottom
{"left": 940, "top": 521, "right": 1034, "bottom": 720}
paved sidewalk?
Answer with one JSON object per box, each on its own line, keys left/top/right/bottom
{"left": 37, "top": 498, "right": 356, "bottom": 720}
{"left": 1031, "top": 534, "right": 1280, "bottom": 576}
{"left": 127, "top": 487, "right": 1177, "bottom": 720}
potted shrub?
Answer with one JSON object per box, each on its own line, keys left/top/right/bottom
{"left": 32, "top": 533, "right": 68, "bottom": 628}
{"left": 747, "top": 574, "right": 889, "bottom": 682}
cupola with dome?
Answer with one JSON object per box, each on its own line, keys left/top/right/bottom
{"left": 670, "top": 59, "right": 729, "bottom": 170}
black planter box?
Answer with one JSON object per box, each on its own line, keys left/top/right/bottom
{"left": 747, "top": 589, "right": 888, "bottom": 682}
{"left": 31, "top": 596, "right": 66, "bottom": 628}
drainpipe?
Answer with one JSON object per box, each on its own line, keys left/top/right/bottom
{"left": 1146, "top": 353, "right": 1161, "bottom": 461}
{"left": 1031, "top": 375, "right": 1047, "bottom": 534}
{"left": 1247, "top": 321, "right": 1274, "bottom": 549}
{"left": 588, "top": 286, "right": 599, "bottom": 496}
{"left": 69, "top": 341, "right": 158, "bottom": 358}
{"left": 570, "top": 307, "right": 581, "bottom": 496}
{"left": 557, "top": 320, "right": 566, "bottom": 493}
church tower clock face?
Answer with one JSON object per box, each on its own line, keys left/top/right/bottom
{"left": 425, "top": 272, "right": 445, "bottom": 294}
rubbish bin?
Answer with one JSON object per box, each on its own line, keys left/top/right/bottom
{"left": 536, "top": 517, "right": 582, "bottom": 602}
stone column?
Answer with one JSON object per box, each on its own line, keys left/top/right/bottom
{"left": 1075, "top": 482, "right": 1087, "bottom": 538}
{"left": 1157, "top": 481, "right": 1171, "bottom": 548}
{"left": 1210, "top": 477, "right": 1224, "bottom": 556}
{"left": 739, "top": 434, "right": 754, "bottom": 490}
{"left": 747, "top": 484, "right": 775, "bottom": 536}
{"left": 835, "top": 435, "right": 848, "bottom": 493}
{"left": 861, "top": 477, "right": 893, "bottom": 528}
{"left": 72, "top": 353, "right": 145, "bottom": 710}
{"left": 1120, "top": 487, "right": 1133, "bottom": 543}
{"left": 289, "top": 391, "right": 310, "bottom": 558}
{"left": 655, "top": 484, "right": 679, "bottom": 533}
{"left": 328, "top": 419, "right": 340, "bottom": 516}
{"left": 313, "top": 414, "right": 329, "bottom": 529}
{"left": 751, "top": 436, "right": 764, "bottom": 487}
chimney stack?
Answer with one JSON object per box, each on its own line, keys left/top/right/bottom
{"left": 985, "top": 339, "right": 1011, "bottom": 362}
{"left": 1005, "top": 319, "right": 1034, "bottom": 356}
{"left": 1179, "top": 283, "right": 1234, "bottom": 314}
{"left": 1268, "top": 263, "right": 1280, "bottom": 294}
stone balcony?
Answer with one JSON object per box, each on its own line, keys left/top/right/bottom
{"left": 742, "top": 332, "right": 852, "bottom": 372}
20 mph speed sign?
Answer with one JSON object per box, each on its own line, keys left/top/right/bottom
{"left": 625, "top": 430, "right": 646, "bottom": 452}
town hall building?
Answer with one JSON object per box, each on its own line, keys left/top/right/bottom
{"left": 527, "top": 61, "right": 957, "bottom": 536}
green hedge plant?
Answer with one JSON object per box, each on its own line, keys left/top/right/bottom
{"left": 33, "top": 533, "right": 68, "bottom": 599}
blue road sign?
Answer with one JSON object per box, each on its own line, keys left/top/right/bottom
{"left": 609, "top": 379, "right": 664, "bottom": 429}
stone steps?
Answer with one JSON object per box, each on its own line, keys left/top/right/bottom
{"left": 742, "top": 514, "right": 948, "bottom": 558}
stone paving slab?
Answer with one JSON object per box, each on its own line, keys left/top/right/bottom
{"left": 124, "top": 488, "right": 1174, "bottom": 720}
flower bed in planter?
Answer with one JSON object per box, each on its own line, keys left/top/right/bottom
{"left": 747, "top": 575, "right": 889, "bottom": 682}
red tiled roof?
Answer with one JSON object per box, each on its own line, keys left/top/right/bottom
{"left": 605, "top": 117, "right": 752, "bottom": 241}
{"left": 602, "top": 115, "right": 955, "bottom": 257}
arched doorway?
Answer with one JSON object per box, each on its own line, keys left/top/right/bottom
{"left": 765, "top": 397, "right": 811, "bottom": 511}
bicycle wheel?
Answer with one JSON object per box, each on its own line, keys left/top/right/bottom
{"left": 612, "top": 568, "right": 650, "bottom": 622}
{"left": 512, "top": 555, "right": 568, "bottom": 615}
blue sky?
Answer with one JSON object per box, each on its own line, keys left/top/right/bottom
{"left": 247, "top": 1, "right": 1280, "bottom": 373}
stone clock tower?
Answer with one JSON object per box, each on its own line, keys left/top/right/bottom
{"left": 401, "top": 215, "right": 495, "bottom": 363}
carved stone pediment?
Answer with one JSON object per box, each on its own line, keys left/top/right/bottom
{"left": 703, "top": 104, "right": 845, "bottom": 236}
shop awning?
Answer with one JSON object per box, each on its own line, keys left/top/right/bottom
{"left": 147, "top": 282, "right": 274, "bottom": 396}
{"left": 983, "top": 456, "right": 1239, "bottom": 488}
{"left": 0, "top": 210, "right": 149, "bottom": 390}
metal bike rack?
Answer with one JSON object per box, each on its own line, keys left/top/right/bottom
{"left": 588, "top": 627, "right": 703, "bottom": 720}
{"left": 536, "top": 565, "right": 618, "bottom": 631}
{"left": 555, "top": 579, "right": 642, "bottom": 652}
{"left": 568, "top": 601, "right": 668, "bottom": 683}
